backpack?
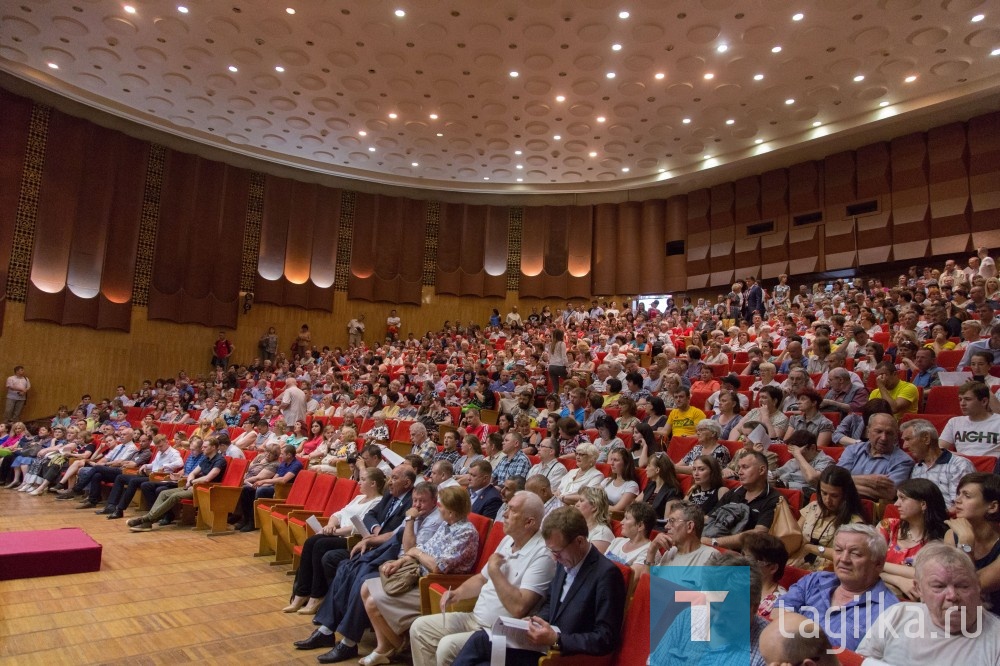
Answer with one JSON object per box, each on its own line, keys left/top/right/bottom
{"left": 703, "top": 502, "right": 750, "bottom": 538}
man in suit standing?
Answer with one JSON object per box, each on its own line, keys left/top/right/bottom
{"left": 745, "top": 275, "right": 765, "bottom": 322}
{"left": 451, "top": 506, "right": 627, "bottom": 666}
{"left": 467, "top": 459, "right": 503, "bottom": 519}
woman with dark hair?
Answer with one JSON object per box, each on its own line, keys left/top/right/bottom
{"left": 735, "top": 385, "right": 788, "bottom": 442}
{"left": 878, "top": 478, "right": 948, "bottom": 599}
{"left": 711, "top": 389, "right": 743, "bottom": 441}
{"left": 635, "top": 422, "right": 661, "bottom": 467}
{"left": 945, "top": 472, "right": 1000, "bottom": 613}
{"left": 790, "top": 466, "right": 865, "bottom": 571}
{"left": 594, "top": 414, "right": 624, "bottom": 463}
{"left": 642, "top": 452, "right": 683, "bottom": 517}
{"left": 615, "top": 396, "right": 641, "bottom": 434}
{"left": 742, "top": 532, "right": 789, "bottom": 620}
{"left": 601, "top": 447, "right": 640, "bottom": 513}
{"left": 605, "top": 501, "right": 656, "bottom": 569}
{"left": 683, "top": 454, "right": 728, "bottom": 515}
{"left": 555, "top": 416, "right": 588, "bottom": 458}
{"left": 855, "top": 341, "right": 885, "bottom": 383}
{"left": 832, "top": 398, "right": 894, "bottom": 446}
{"left": 643, "top": 396, "right": 668, "bottom": 437}
{"left": 783, "top": 389, "right": 833, "bottom": 446}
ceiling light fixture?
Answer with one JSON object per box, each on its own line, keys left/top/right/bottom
{"left": 275, "top": 66, "right": 285, "bottom": 72}
{"left": 178, "top": 6, "right": 189, "bottom": 13}
{"left": 228, "top": 65, "right": 238, "bottom": 72}
{"left": 514, "top": 150, "right": 522, "bottom": 155}
{"left": 517, "top": 178, "right": 523, "bottom": 182}
{"left": 971, "top": 14, "right": 985, "bottom": 22}
{"left": 483, "top": 177, "right": 489, "bottom": 180}
{"left": 703, "top": 154, "right": 711, "bottom": 160}
{"left": 436, "top": 132, "right": 443, "bottom": 137}
{"left": 411, "top": 162, "right": 419, "bottom": 167}
{"left": 47, "top": 62, "right": 59, "bottom": 69}
{"left": 123, "top": 5, "right": 136, "bottom": 14}
{"left": 556, "top": 95, "right": 566, "bottom": 102}
{"left": 717, "top": 44, "right": 728, "bottom": 53}
{"left": 395, "top": 9, "right": 406, "bottom": 17}
{"left": 853, "top": 74, "right": 865, "bottom": 82}
{"left": 622, "top": 167, "right": 630, "bottom": 172}
{"left": 753, "top": 73, "right": 764, "bottom": 81}
{"left": 654, "top": 72, "right": 665, "bottom": 80}
{"left": 618, "top": 11, "right": 630, "bottom": 19}
{"left": 554, "top": 135, "right": 561, "bottom": 140}
{"left": 682, "top": 118, "right": 691, "bottom": 124}
{"left": 703, "top": 72, "right": 714, "bottom": 79}
{"left": 286, "top": 7, "right": 295, "bottom": 14}
{"left": 368, "top": 147, "right": 376, "bottom": 152}
{"left": 904, "top": 75, "right": 917, "bottom": 83}
{"left": 358, "top": 130, "right": 367, "bottom": 136}
{"left": 879, "top": 101, "right": 890, "bottom": 107}
{"left": 813, "top": 121, "right": 821, "bottom": 127}
{"left": 516, "top": 164, "right": 523, "bottom": 169}
{"left": 596, "top": 116, "right": 606, "bottom": 123}
{"left": 429, "top": 113, "right": 438, "bottom": 119}
{"left": 755, "top": 138, "right": 763, "bottom": 144}
{"left": 726, "top": 119, "right": 735, "bottom": 125}
{"left": 589, "top": 151, "right": 598, "bottom": 157}
{"left": 612, "top": 44, "right": 622, "bottom": 51}
{"left": 785, "top": 98, "right": 795, "bottom": 105}
{"left": 606, "top": 72, "right": 616, "bottom": 78}
{"left": 792, "top": 12, "right": 804, "bottom": 21}
{"left": 388, "top": 113, "right": 397, "bottom": 119}
{"left": 992, "top": 48, "right": 1000, "bottom": 56}
{"left": 771, "top": 45, "right": 782, "bottom": 53}
{"left": 509, "top": 71, "right": 519, "bottom": 77}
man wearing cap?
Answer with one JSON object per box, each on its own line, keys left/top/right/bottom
{"left": 705, "top": 374, "right": 749, "bottom": 412}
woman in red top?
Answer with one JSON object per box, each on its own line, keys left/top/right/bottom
{"left": 878, "top": 478, "right": 948, "bottom": 599}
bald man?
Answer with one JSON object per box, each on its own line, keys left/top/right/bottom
{"left": 761, "top": 612, "right": 838, "bottom": 666}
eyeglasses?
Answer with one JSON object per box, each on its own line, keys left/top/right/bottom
{"left": 663, "top": 517, "right": 692, "bottom": 527}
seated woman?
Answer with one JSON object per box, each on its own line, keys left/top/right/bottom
{"left": 7, "top": 425, "right": 51, "bottom": 489}
{"left": 556, "top": 443, "right": 606, "bottom": 502}
{"left": 722, "top": 434, "right": 778, "bottom": 480}
{"left": 690, "top": 365, "right": 721, "bottom": 394}
{"left": 684, "top": 454, "right": 728, "bottom": 516}
{"left": 615, "top": 397, "right": 642, "bottom": 435}
{"left": 643, "top": 396, "right": 669, "bottom": 439}
{"left": 359, "top": 485, "right": 480, "bottom": 665}
{"left": 311, "top": 426, "right": 358, "bottom": 475}
{"left": 284, "top": 467, "right": 387, "bottom": 614}
{"left": 735, "top": 386, "right": 789, "bottom": 443}
{"left": 17, "top": 427, "right": 72, "bottom": 493}
{"left": 297, "top": 420, "right": 326, "bottom": 457}
{"left": 536, "top": 393, "right": 562, "bottom": 431}
{"left": 642, "top": 452, "right": 683, "bottom": 518}
{"left": 742, "top": 532, "right": 789, "bottom": 620}
{"left": 555, "top": 417, "right": 589, "bottom": 458}
{"left": 789, "top": 466, "right": 866, "bottom": 571}
{"left": 593, "top": 414, "right": 625, "bottom": 463}
{"left": 782, "top": 389, "right": 834, "bottom": 447}
{"left": 924, "top": 323, "right": 956, "bottom": 354}
{"left": 605, "top": 502, "right": 656, "bottom": 568}
{"left": 50, "top": 406, "right": 72, "bottom": 431}
{"left": 578, "top": 486, "right": 615, "bottom": 554}
{"left": 30, "top": 430, "right": 97, "bottom": 496}
{"left": 453, "top": 434, "right": 484, "bottom": 485}
{"left": 361, "top": 412, "right": 391, "bottom": 443}
{"left": 711, "top": 389, "right": 743, "bottom": 441}
{"left": 514, "top": 415, "right": 542, "bottom": 454}
{"left": 880, "top": 478, "right": 948, "bottom": 599}
{"left": 601, "top": 448, "right": 641, "bottom": 513}
{"left": 675, "top": 419, "right": 731, "bottom": 475}
{"left": 280, "top": 420, "right": 308, "bottom": 449}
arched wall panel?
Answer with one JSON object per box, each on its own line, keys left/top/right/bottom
{"left": 928, "top": 123, "right": 971, "bottom": 256}
{"left": 890, "top": 133, "right": 931, "bottom": 260}
{"left": 435, "top": 203, "right": 508, "bottom": 297}
{"left": 255, "top": 174, "right": 340, "bottom": 310}
{"left": 968, "top": 112, "right": 1000, "bottom": 249}
{"left": 520, "top": 205, "right": 592, "bottom": 299}
{"left": 25, "top": 109, "right": 147, "bottom": 330}
{"left": 348, "top": 193, "right": 426, "bottom": 304}
{"left": 0, "top": 89, "right": 34, "bottom": 334}
{"left": 148, "top": 149, "right": 249, "bottom": 327}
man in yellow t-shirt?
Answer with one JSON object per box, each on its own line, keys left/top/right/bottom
{"left": 868, "top": 361, "right": 919, "bottom": 419}
{"left": 666, "top": 387, "right": 707, "bottom": 438}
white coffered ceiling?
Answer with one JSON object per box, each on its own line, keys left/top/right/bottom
{"left": 2, "top": 0, "right": 1000, "bottom": 196}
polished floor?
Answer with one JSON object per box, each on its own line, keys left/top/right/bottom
{"left": 0, "top": 487, "right": 380, "bottom": 665}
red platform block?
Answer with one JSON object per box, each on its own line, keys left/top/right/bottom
{"left": 0, "top": 527, "right": 103, "bottom": 580}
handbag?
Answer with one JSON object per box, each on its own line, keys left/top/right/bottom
{"left": 769, "top": 496, "right": 804, "bottom": 555}
{"left": 379, "top": 557, "right": 421, "bottom": 596}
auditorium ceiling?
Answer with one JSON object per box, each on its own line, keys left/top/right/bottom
{"left": 2, "top": 0, "right": 1000, "bottom": 196}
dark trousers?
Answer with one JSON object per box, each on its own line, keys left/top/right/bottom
{"left": 1, "top": 456, "right": 15, "bottom": 483}
{"left": 86, "top": 466, "right": 125, "bottom": 503}
{"left": 452, "top": 629, "right": 542, "bottom": 666}
{"left": 106, "top": 474, "right": 150, "bottom": 510}
{"left": 237, "top": 485, "right": 276, "bottom": 528}
{"left": 293, "top": 534, "right": 349, "bottom": 598}
{"left": 73, "top": 466, "right": 97, "bottom": 491}
{"left": 314, "top": 555, "right": 379, "bottom": 640}
{"left": 140, "top": 480, "right": 177, "bottom": 513}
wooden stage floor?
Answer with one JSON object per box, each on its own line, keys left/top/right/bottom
{"left": 0, "top": 488, "right": 380, "bottom": 665}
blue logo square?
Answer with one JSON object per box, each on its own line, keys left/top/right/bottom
{"left": 648, "top": 566, "right": 751, "bottom": 665}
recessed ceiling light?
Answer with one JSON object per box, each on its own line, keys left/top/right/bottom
{"left": 123, "top": 5, "right": 136, "bottom": 14}
{"left": 753, "top": 73, "right": 764, "bottom": 81}
{"left": 725, "top": 119, "right": 735, "bottom": 125}
{"left": 992, "top": 48, "right": 1000, "bottom": 56}
{"left": 771, "top": 45, "right": 782, "bottom": 53}
{"left": 509, "top": 71, "right": 519, "bottom": 78}
{"left": 516, "top": 178, "right": 523, "bottom": 182}
{"left": 286, "top": 7, "right": 295, "bottom": 14}
{"left": 879, "top": 101, "right": 890, "bottom": 107}
{"left": 177, "top": 6, "right": 189, "bottom": 13}
{"left": 275, "top": 66, "right": 285, "bottom": 72}
{"left": 436, "top": 133, "right": 443, "bottom": 137}
{"left": 596, "top": 116, "right": 606, "bottom": 123}
{"left": 589, "top": 151, "right": 598, "bottom": 157}
{"left": 358, "top": 130, "right": 367, "bottom": 136}
{"left": 395, "top": 9, "right": 406, "bottom": 17}
{"left": 514, "top": 150, "right": 522, "bottom": 155}
{"left": 792, "top": 12, "right": 804, "bottom": 21}
{"left": 622, "top": 167, "right": 630, "bottom": 172}
{"left": 429, "top": 113, "right": 438, "bottom": 119}
{"left": 971, "top": 14, "right": 985, "bottom": 22}
{"left": 606, "top": 72, "right": 616, "bottom": 79}
{"left": 813, "top": 121, "right": 822, "bottom": 127}
{"left": 411, "top": 162, "right": 419, "bottom": 167}
{"left": 904, "top": 75, "right": 917, "bottom": 83}
{"left": 516, "top": 164, "right": 523, "bottom": 169}
{"left": 47, "top": 62, "right": 59, "bottom": 69}
{"left": 703, "top": 72, "right": 714, "bottom": 79}
{"left": 785, "top": 98, "right": 795, "bottom": 105}
{"left": 755, "top": 139, "right": 763, "bottom": 144}
{"left": 228, "top": 65, "right": 238, "bottom": 72}
{"left": 612, "top": 44, "right": 622, "bottom": 51}
{"left": 654, "top": 72, "right": 665, "bottom": 80}
{"left": 716, "top": 44, "right": 728, "bottom": 53}
{"left": 682, "top": 118, "right": 691, "bottom": 124}
{"left": 388, "top": 113, "right": 397, "bottom": 119}
{"left": 483, "top": 177, "right": 489, "bottom": 180}
{"left": 555, "top": 95, "right": 566, "bottom": 102}
{"left": 618, "top": 11, "right": 630, "bottom": 19}
{"left": 853, "top": 74, "right": 865, "bottom": 82}
{"left": 368, "top": 147, "right": 376, "bottom": 152}
{"left": 554, "top": 135, "right": 561, "bottom": 140}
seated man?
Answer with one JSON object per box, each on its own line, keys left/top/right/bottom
{"left": 778, "top": 524, "right": 899, "bottom": 651}
{"left": 97, "top": 434, "right": 183, "bottom": 519}
{"left": 428, "top": 459, "right": 460, "bottom": 489}
{"left": 868, "top": 361, "right": 919, "bottom": 419}
{"left": 940, "top": 381, "right": 1000, "bottom": 457}
{"left": 702, "top": 451, "right": 781, "bottom": 550}
{"left": 138, "top": 437, "right": 203, "bottom": 512}
{"left": 234, "top": 443, "right": 301, "bottom": 532}
{"left": 837, "top": 413, "right": 914, "bottom": 501}
{"left": 902, "top": 418, "right": 973, "bottom": 509}
{"left": 409, "top": 491, "right": 556, "bottom": 666}
{"left": 664, "top": 387, "right": 707, "bottom": 439}
{"left": 467, "top": 459, "right": 503, "bottom": 519}
{"left": 74, "top": 433, "right": 153, "bottom": 510}
{"left": 493, "top": 475, "right": 526, "bottom": 523}
{"left": 524, "top": 475, "right": 563, "bottom": 518}
{"left": 451, "top": 506, "right": 626, "bottom": 666}
{"left": 54, "top": 428, "right": 137, "bottom": 499}
{"left": 760, "top": 612, "right": 839, "bottom": 666}
{"left": 127, "top": 436, "right": 227, "bottom": 532}
{"left": 492, "top": 432, "right": 531, "bottom": 486}
{"left": 858, "top": 541, "right": 1000, "bottom": 664}
{"left": 774, "top": 429, "right": 836, "bottom": 492}
{"left": 643, "top": 500, "right": 716, "bottom": 567}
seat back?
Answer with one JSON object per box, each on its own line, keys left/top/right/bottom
{"left": 615, "top": 574, "right": 650, "bottom": 666}
{"left": 690, "top": 390, "right": 712, "bottom": 411}
{"left": 882, "top": 504, "right": 900, "bottom": 521}
{"left": 283, "top": 469, "right": 318, "bottom": 505}
{"left": 393, "top": 420, "right": 416, "bottom": 442}
{"left": 219, "top": 457, "right": 249, "bottom": 486}
{"left": 667, "top": 436, "right": 697, "bottom": 463}
{"left": 779, "top": 565, "right": 810, "bottom": 589}
{"left": 961, "top": 454, "right": 997, "bottom": 473}
{"left": 323, "top": 478, "right": 358, "bottom": 514}
{"left": 923, "top": 385, "right": 960, "bottom": 415}
{"left": 467, "top": 513, "right": 493, "bottom": 562}
{"left": 837, "top": 649, "right": 865, "bottom": 666}
{"left": 936, "top": 349, "right": 965, "bottom": 371}
{"left": 303, "top": 472, "right": 337, "bottom": 512}
{"left": 900, "top": 412, "right": 954, "bottom": 432}
{"left": 819, "top": 446, "right": 844, "bottom": 462}
{"left": 473, "top": 521, "right": 507, "bottom": 572}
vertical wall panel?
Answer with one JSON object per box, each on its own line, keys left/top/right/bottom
{"left": 148, "top": 150, "right": 249, "bottom": 327}
{"left": 664, "top": 195, "right": 688, "bottom": 292}
{"left": 348, "top": 193, "right": 425, "bottom": 304}
{"left": 255, "top": 175, "right": 340, "bottom": 310}
{"left": 891, "top": 133, "right": 931, "bottom": 260}
{"left": 856, "top": 142, "right": 893, "bottom": 266}
{"left": 25, "top": 110, "right": 147, "bottom": 330}
{"left": 435, "top": 203, "right": 508, "bottom": 297}
{"left": 615, "top": 203, "right": 642, "bottom": 295}
{"left": 928, "top": 123, "right": 972, "bottom": 256}
{"left": 733, "top": 176, "right": 761, "bottom": 226}
{"left": 686, "top": 189, "right": 711, "bottom": 289}
{"left": 759, "top": 169, "right": 789, "bottom": 279}
{"left": 968, "top": 111, "right": 1000, "bottom": 249}
{"left": 639, "top": 199, "right": 666, "bottom": 294}
{"left": 0, "top": 90, "right": 34, "bottom": 334}
{"left": 520, "top": 205, "right": 592, "bottom": 299}
{"left": 823, "top": 151, "right": 858, "bottom": 270}
{"left": 709, "top": 183, "right": 735, "bottom": 287}
{"left": 788, "top": 161, "right": 824, "bottom": 216}
{"left": 591, "top": 204, "right": 618, "bottom": 295}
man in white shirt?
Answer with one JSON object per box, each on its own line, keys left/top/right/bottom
{"left": 347, "top": 314, "right": 365, "bottom": 348}
{"left": 643, "top": 500, "right": 716, "bottom": 567}
{"left": 279, "top": 376, "right": 307, "bottom": 426}
{"left": 940, "top": 382, "right": 1000, "bottom": 456}
{"left": 4, "top": 365, "right": 30, "bottom": 422}
{"left": 903, "top": 419, "right": 974, "bottom": 508}
{"left": 198, "top": 397, "right": 220, "bottom": 422}
{"left": 858, "top": 542, "right": 1000, "bottom": 665}
{"left": 409, "top": 491, "right": 556, "bottom": 666}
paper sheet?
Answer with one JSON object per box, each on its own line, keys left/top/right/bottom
{"left": 489, "top": 617, "right": 547, "bottom": 654}
{"left": 748, "top": 424, "right": 771, "bottom": 449}
{"left": 350, "top": 514, "right": 371, "bottom": 537}
{"left": 306, "top": 515, "right": 324, "bottom": 534}
{"left": 939, "top": 371, "right": 972, "bottom": 386}
{"left": 381, "top": 446, "right": 405, "bottom": 467}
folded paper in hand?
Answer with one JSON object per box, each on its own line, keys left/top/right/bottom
{"left": 306, "top": 515, "right": 324, "bottom": 534}
{"left": 490, "top": 617, "right": 547, "bottom": 654}
{"left": 748, "top": 424, "right": 771, "bottom": 450}
{"left": 350, "top": 514, "right": 372, "bottom": 537}
{"left": 381, "top": 446, "right": 405, "bottom": 467}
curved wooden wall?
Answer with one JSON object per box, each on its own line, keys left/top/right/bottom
{"left": 520, "top": 205, "right": 593, "bottom": 299}
{"left": 347, "top": 193, "right": 425, "bottom": 305}
{"left": 435, "top": 203, "right": 509, "bottom": 298}
{"left": 0, "top": 89, "right": 34, "bottom": 335}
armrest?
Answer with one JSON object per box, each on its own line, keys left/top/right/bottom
{"left": 419, "top": 574, "right": 479, "bottom": 615}
{"left": 287, "top": 509, "right": 326, "bottom": 521}
{"left": 268, "top": 503, "right": 306, "bottom": 515}
{"left": 147, "top": 472, "right": 171, "bottom": 482}
{"left": 254, "top": 497, "right": 284, "bottom": 509}
{"left": 208, "top": 485, "right": 245, "bottom": 503}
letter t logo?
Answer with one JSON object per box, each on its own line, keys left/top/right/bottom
{"left": 674, "top": 590, "right": 729, "bottom": 641}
